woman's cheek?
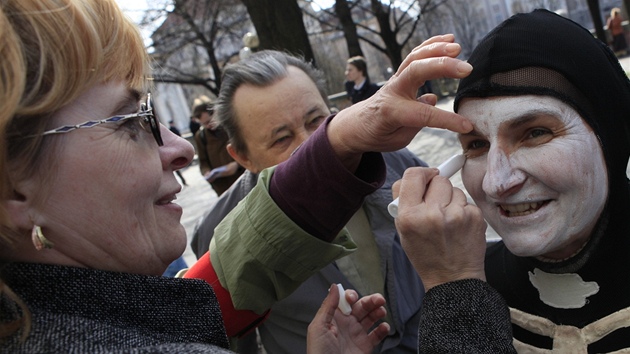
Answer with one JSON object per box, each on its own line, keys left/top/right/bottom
{"left": 461, "top": 159, "right": 486, "bottom": 202}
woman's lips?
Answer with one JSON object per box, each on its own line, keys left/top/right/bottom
{"left": 499, "top": 201, "right": 549, "bottom": 217}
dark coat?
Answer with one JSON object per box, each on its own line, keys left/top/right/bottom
{"left": 345, "top": 79, "right": 380, "bottom": 104}
{"left": 1, "top": 263, "right": 232, "bottom": 353}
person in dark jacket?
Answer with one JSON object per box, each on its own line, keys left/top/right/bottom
{"left": 192, "top": 98, "right": 244, "bottom": 196}
{"left": 344, "top": 56, "right": 380, "bottom": 104}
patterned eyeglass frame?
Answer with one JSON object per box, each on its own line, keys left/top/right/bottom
{"left": 40, "top": 93, "right": 164, "bottom": 146}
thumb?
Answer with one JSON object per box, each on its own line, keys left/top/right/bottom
{"left": 315, "top": 284, "right": 340, "bottom": 326}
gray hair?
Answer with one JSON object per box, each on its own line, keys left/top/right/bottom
{"left": 215, "top": 50, "right": 329, "bottom": 154}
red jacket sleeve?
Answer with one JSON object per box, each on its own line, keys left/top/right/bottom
{"left": 183, "top": 251, "right": 270, "bottom": 338}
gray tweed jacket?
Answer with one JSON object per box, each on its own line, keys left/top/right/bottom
{"left": 0, "top": 262, "right": 232, "bottom": 353}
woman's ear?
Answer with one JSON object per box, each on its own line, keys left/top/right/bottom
{"left": 227, "top": 143, "right": 259, "bottom": 174}
{"left": 3, "top": 189, "right": 34, "bottom": 231}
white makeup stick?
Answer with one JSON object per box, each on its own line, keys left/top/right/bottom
{"left": 387, "top": 154, "right": 466, "bottom": 218}
{"left": 336, "top": 284, "right": 352, "bottom": 315}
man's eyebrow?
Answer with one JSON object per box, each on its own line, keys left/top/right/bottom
{"left": 269, "top": 105, "right": 327, "bottom": 138}
{"left": 270, "top": 124, "right": 290, "bottom": 137}
{"left": 303, "top": 106, "right": 323, "bottom": 119}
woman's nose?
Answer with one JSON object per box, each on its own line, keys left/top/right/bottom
{"left": 482, "top": 147, "right": 526, "bottom": 199}
{"left": 159, "top": 124, "right": 194, "bottom": 170}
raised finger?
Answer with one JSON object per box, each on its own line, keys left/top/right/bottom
{"left": 398, "top": 35, "right": 457, "bottom": 73}
{"left": 392, "top": 56, "right": 471, "bottom": 99}
{"left": 417, "top": 93, "right": 438, "bottom": 106}
{"left": 350, "top": 292, "right": 386, "bottom": 321}
{"left": 315, "top": 284, "right": 339, "bottom": 326}
{"left": 384, "top": 98, "right": 472, "bottom": 134}
{"left": 356, "top": 296, "right": 388, "bottom": 331}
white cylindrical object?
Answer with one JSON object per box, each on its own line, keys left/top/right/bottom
{"left": 436, "top": 154, "right": 466, "bottom": 179}
{"left": 337, "top": 284, "right": 352, "bottom": 315}
{"left": 387, "top": 154, "right": 466, "bottom": 218}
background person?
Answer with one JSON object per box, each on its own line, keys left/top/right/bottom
{"left": 344, "top": 56, "right": 380, "bottom": 104}
{"left": 394, "top": 9, "right": 630, "bottom": 352}
{"left": 607, "top": 7, "right": 627, "bottom": 56}
{"left": 192, "top": 97, "right": 244, "bottom": 196}
{"left": 190, "top": 115, "right": 201, "bottom": 137}
{"left": 192, "top": 50, "right": 428, "bottom": 354}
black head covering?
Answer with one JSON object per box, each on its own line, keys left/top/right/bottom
{"left": 455, "top": 9, "right": 630, "bottom": 273}
{"left": 454, "top": 9, "right": 630, "bottom": 183}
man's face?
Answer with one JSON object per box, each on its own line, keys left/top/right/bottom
{"left": 458, "top": 95, "right": 608, "bottom": 260}
{"left": 345, "top": 64, "right": 362, "bottom": 82}
{"left": 228, "top": 66, "right": 330, "bottom": 173}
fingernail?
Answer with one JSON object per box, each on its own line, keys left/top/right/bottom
{"left": 350, "top": 290, "right": 359, "bottom": 300}
{"left": 445, "top": 43, "right": 459, "bottom": 55}
{"left": 457, "top": 61, "right": 473, "bottom": 74}
{"left": 462, "top": 119, "right": 473, "bottom": 132}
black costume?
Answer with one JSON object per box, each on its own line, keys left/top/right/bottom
{"left": 442, "top": 9, "right": 630, "bottom": 352}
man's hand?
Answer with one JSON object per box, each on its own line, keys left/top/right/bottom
{"left": 327, "top": 34, "right": 474, "bottom": 171}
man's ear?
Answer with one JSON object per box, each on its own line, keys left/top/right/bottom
{"left": 3, "top": 189, "right": 34, "bottom": 231}
{"left": 227, "top": 143, "right": 259, "bottom": 174}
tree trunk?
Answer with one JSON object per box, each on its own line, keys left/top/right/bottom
{"left": 240, "top": 0, "right": 315, "bottom": 64}
{"left": 335, "top": 0, "right": 363, "bottom": 58}
{"left": 370, "top": 0, "right": 403, "bottom": 69}
{"left": 587, "top": 0, "right": 606, "bottom": 43}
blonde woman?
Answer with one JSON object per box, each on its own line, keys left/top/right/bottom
{"left": 0, "top": 1, "right": 474, "bottom": 352}
{"left": 0, "top": 1, "right": 387, "bottom": 352}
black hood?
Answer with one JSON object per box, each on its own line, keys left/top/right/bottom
{"left": 455, "top": 9, "right": 630, "bottom": 272}
{"left": 455, "top": 9, "right": 630, "bottom": 182}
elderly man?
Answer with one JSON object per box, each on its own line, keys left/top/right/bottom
{"left": 191, "top": 50, "right": 426, "bottom": 353}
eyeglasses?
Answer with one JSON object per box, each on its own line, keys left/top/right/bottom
{"left": 40, "top": 93, "right": 164, "bottom": 146}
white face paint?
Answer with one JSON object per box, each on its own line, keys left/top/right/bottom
{"left": 458, "top": 96, "right": 608, "bottom": 260}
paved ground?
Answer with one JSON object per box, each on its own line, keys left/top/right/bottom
{"left": 176, "top": 54, "right": 630, "bottom": 266}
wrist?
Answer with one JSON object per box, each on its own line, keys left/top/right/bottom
{"left": 326, "top": 113, "right": 362, "bottom": 173}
